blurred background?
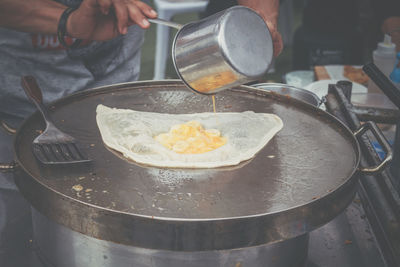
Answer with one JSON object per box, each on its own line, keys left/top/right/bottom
{"left": 139, "top": 0, "right": 400, "bottom": 86}
{"left": 139, "top": 0, "right": 302, "bottom": 82}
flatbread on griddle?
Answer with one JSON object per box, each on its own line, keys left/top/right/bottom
{"left": 96, "top": 104, "right": 283, "bottom": 168}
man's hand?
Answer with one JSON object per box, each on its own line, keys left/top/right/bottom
{"left": 0, "top": 0, "right": 157, "bottom": 42}
{"left": 67, "top": 0, "right": 157, "bottom": 41}
{"left": 264, "top": 20, "right": 283, "bottom": 58}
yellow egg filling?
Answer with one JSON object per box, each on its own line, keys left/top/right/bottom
{"left": 154, "top": 120, "right": 227, "bottom": 154}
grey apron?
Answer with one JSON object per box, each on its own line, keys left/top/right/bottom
{"left": 0, "top": 116, "right": 33, "bottom": 266}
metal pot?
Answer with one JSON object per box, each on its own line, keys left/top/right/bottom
{"left": 150, "top": 6, "right": 273, "bottom": 94}
{"left": 1, "top": 80, "right": 392, "bottom": 266}
{"left": 252, "top": 83, "right": 323, "bottom": 107}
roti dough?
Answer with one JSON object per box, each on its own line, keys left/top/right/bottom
{"left": 96, "top": 105, "right": 283, "bottom": 168}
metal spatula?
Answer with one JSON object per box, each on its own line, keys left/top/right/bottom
{"left": 21, "top": 76, "right": 91, "bottom": 164}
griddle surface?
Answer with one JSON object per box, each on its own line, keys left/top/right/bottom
{"left": 16, "top": 83, "right": 358, "bottom": 220}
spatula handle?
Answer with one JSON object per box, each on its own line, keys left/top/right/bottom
{"left": 21, "top": 76, "right": 43, "bottom": 104}
{"left": 21, "top": 76, "right": 53, "bottom": 126}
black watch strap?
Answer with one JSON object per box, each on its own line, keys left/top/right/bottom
{"left": 57, "top": 7, "right": 82, "bottom": 49}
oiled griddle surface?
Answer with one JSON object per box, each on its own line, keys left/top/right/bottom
{"left": 16, "top": 82, "right": 358, "bottom": 220}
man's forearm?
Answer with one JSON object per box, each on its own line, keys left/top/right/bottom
{"left": 0, "top": 0, "right": 66, "bottom": 34}
{"left": 237, "top": 0, "right": 279, "bottom": 26}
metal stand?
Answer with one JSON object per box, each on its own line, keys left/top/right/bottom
{"left": 325, "top": 78, "right": 400, "bottom": 267}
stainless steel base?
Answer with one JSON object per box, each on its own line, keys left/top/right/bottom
{"left": 32, "top": 209, "right": 308, "bottom": 267}
{"left": 0, "top": 194, "right": 386, "bottom": 267}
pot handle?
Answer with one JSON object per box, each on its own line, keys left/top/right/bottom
{"left": 1, "top": 120, "right": 17, "bottom": 135}
{"left": 0, "top": 120, "right": 17, "bottom": 172}
{"left": 354, "top": 121, "right": 393, "bottom": 174}
{"left": 0, "top": 162, "right": 16, "bottom": 172}
{"left": 148, "top": 18, "right": 183, "bottom": 30}
{"left": 318, "top": 95, "right": 327, "bottom": 108}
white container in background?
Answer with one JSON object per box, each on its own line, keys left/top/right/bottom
{"left": 368, "top": 34, "right": 397, "bottom": 93}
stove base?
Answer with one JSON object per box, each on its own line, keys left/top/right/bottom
{"left": 31, "top": 209, "right": 309, "bottom": 267}
{"left": 0, "top": 194, "right": 386, "bottom": 267}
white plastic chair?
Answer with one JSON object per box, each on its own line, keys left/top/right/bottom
{"left": 153, "top": 0, "right": 209, "bottom": 80}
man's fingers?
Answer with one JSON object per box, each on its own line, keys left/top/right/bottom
{"left": 97, "top": 0, "right": 112, "bottom": 15}
{"left": 113, "top": 0, "right": 129, "bottom": 34}
{"left": 273, "top": 41, "right": 283, "bottom": 57}
{"left": 94, "top": 0, "right": 157, "bottom": 34}
{"left": 272, "top": 32, "right": 283, "bottom": 57}
{"left": 265, "top": 20, "right": 283, "bottom": 57}
{"left": 112, "top": 0, "right": 156, "bottom": 32}
{"left": 126, "top": 2, "right": 150, "bottom": 29}
{"left": 134, "top": 1, "right": 157, "bottom": 19}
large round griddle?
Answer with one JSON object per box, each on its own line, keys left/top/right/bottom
{"left": 14, "top": 80, "right": 360, "bottom": 251}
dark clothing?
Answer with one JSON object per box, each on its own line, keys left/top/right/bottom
{"left": 302, "top": 0, "right": 358, "bottom": 35}
{"left": 292, "top": 0, "right": 400, "bottom": 69}
{"left": 371, "top": 0, "right": 400, "bottom": 25}
{"left": 293, "top": 0, "right": 362, "bottom": 69}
